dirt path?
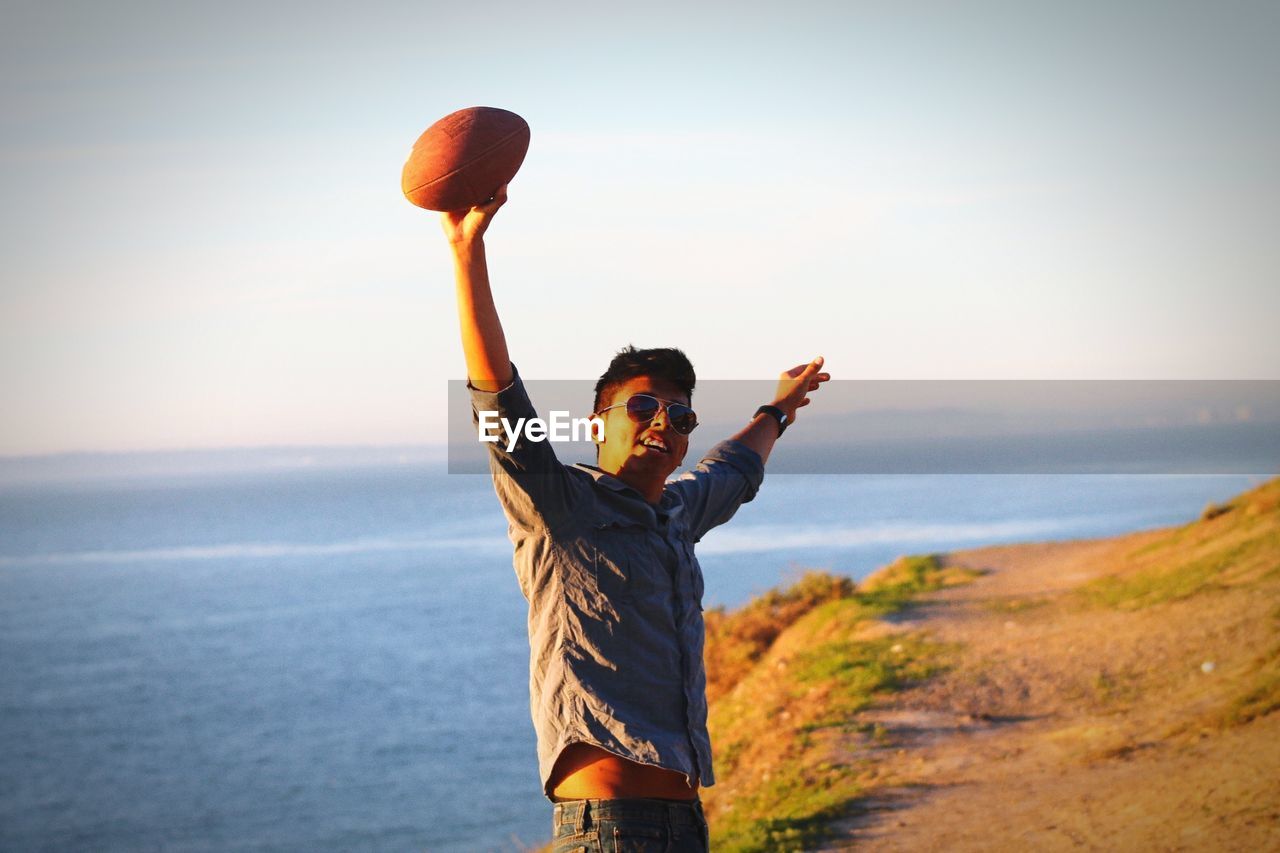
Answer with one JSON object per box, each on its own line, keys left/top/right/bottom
{"left": 823, "top": 531, "right": 1280, "bottom": 851}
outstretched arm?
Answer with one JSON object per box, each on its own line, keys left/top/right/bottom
{"left": 733, "top": 356, "right": 830, "bottom": 466}
{"left": 666, "top": 358, "right": 830, "bottom": 541}
{"left": 443, "top": 185, "right": 512, "bottom": 391}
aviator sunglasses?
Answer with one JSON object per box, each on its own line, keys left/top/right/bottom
{"left": 596, "top": 394, "right": 699, "bottom": 435}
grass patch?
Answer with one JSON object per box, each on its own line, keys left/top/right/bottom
{"left": 1089, "top": 479, "right": 1280, "bottom": 612}
{"left": 703, "top": 559, "right": 971, "bottom": 852}
{"left": 1168, "top": 639, "right": 1280, "bottom": 736}
{"left": 860, "top": 554, "right": 983, "bottom": 601}
{"left": 791, "top": 634, "right": 951, "bottom": 731}
{"left": 708, "top": 758, "right": 868, "bottom": 853}
{"left": 1080, "top": 529, "right": 1280, "bottom": 611}
{"left": 704, "top": 571, "right": 856, "bottom": 703}
{"left": 1212, "top": 603, "right": 1280, "bottom": 728}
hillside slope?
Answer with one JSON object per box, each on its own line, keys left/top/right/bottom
{"left": 702, "top": 478, "right": 1280, "bottom": 851}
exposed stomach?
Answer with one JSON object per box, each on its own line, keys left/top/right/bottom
{"left": 549, "top": 742, "right": 699, "bottom": 801}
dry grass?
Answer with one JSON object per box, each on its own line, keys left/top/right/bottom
{"left": 836, "top": 476, "right": 1280, "bottom": 851}
{"left": 1081, "top": 478, "right": 1280, "bottom": 611}
{"left": 700, "top": 557, "right": 973, "bottom": 852}
{"left": 1074, "top": 478, "right": 1280, "bottom": 734}
{"left": 702, "top": 478, "right": 1280, "bottom": 851}
{"left": 703, "top": 571, "right": 856, "bottom": 704}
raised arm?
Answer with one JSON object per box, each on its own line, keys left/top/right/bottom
{"left": 733, "top": 356, "right": 830, "bottom": 465}
{"left": 443, "top": 185, "right": 513, "bottom": 391}
{"left": 442, "top": 186, "right": 581, "bottom": 530}
{"left": 668, "top": 357, "right": 829, "bottom": 541}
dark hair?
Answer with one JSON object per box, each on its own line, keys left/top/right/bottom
{"left": 593, "top": 346, "right": 696, "bottom": 414}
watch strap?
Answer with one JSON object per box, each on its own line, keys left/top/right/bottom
{"left": 755, "top": 404, "right": 789, "bottom": 437}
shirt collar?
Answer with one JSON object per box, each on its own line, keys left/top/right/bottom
{"left": 572, "top": 463, "right": 685, "bottom": 520}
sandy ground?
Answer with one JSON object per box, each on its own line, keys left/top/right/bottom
{"left": 822, "top": 533, "right": 1280, "bottom": 852}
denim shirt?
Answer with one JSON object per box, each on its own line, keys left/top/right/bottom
{"left": 468, "top": 366, "right": 764, "bottom": 799}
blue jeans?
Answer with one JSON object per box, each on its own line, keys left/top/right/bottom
{"left": 551, "top": 798, "right": 710, "bottom": 852}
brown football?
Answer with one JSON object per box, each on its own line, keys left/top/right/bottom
{"left": 401, "top": 106, "right": 530, "bottom": 211}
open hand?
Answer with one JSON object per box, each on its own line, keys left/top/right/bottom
{"left": 774, "top": 356, "right": 830, "bottom": 422}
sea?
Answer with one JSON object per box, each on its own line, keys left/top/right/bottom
{"left": 0, "top": 462, "right": 1268, "bottom": 851}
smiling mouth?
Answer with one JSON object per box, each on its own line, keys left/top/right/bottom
{"left": 639, "top": 435, "right": 669, "bottom": 453}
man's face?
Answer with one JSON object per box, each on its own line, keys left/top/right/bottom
{"left": 594, "top": 376, "right": 691, "bottom": 482}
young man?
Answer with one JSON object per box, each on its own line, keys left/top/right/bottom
{"left": 443, "top": 185, "right": 829, "bottom": 852}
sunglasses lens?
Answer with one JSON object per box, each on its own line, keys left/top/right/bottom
{"left": 669, "top": 406, "right": 697, "bottom": 435}
{"left": 625, "top": 395, "right": 661, "bottom": 423}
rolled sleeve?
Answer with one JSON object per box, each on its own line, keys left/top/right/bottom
{"left": 667, "top": 439, "right": 765, "bottom": 542}
{"left": 468, "top": 364, "right": 580, "bottom": 531}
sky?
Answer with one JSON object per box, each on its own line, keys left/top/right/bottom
{"left": 2, "top": 1, "right": 1278, "bottom": 456}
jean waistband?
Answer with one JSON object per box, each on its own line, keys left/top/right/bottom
{"left": 553, "top": 797, "right": 705, "bottom": 831}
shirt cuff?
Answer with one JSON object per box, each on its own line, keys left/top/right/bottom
{"left": 467, "top": 363, "right": 537, "bottom": 425}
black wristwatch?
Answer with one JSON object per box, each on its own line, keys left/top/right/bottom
{"left": 754, "top": 405, "right": 789, "bottom": 437}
